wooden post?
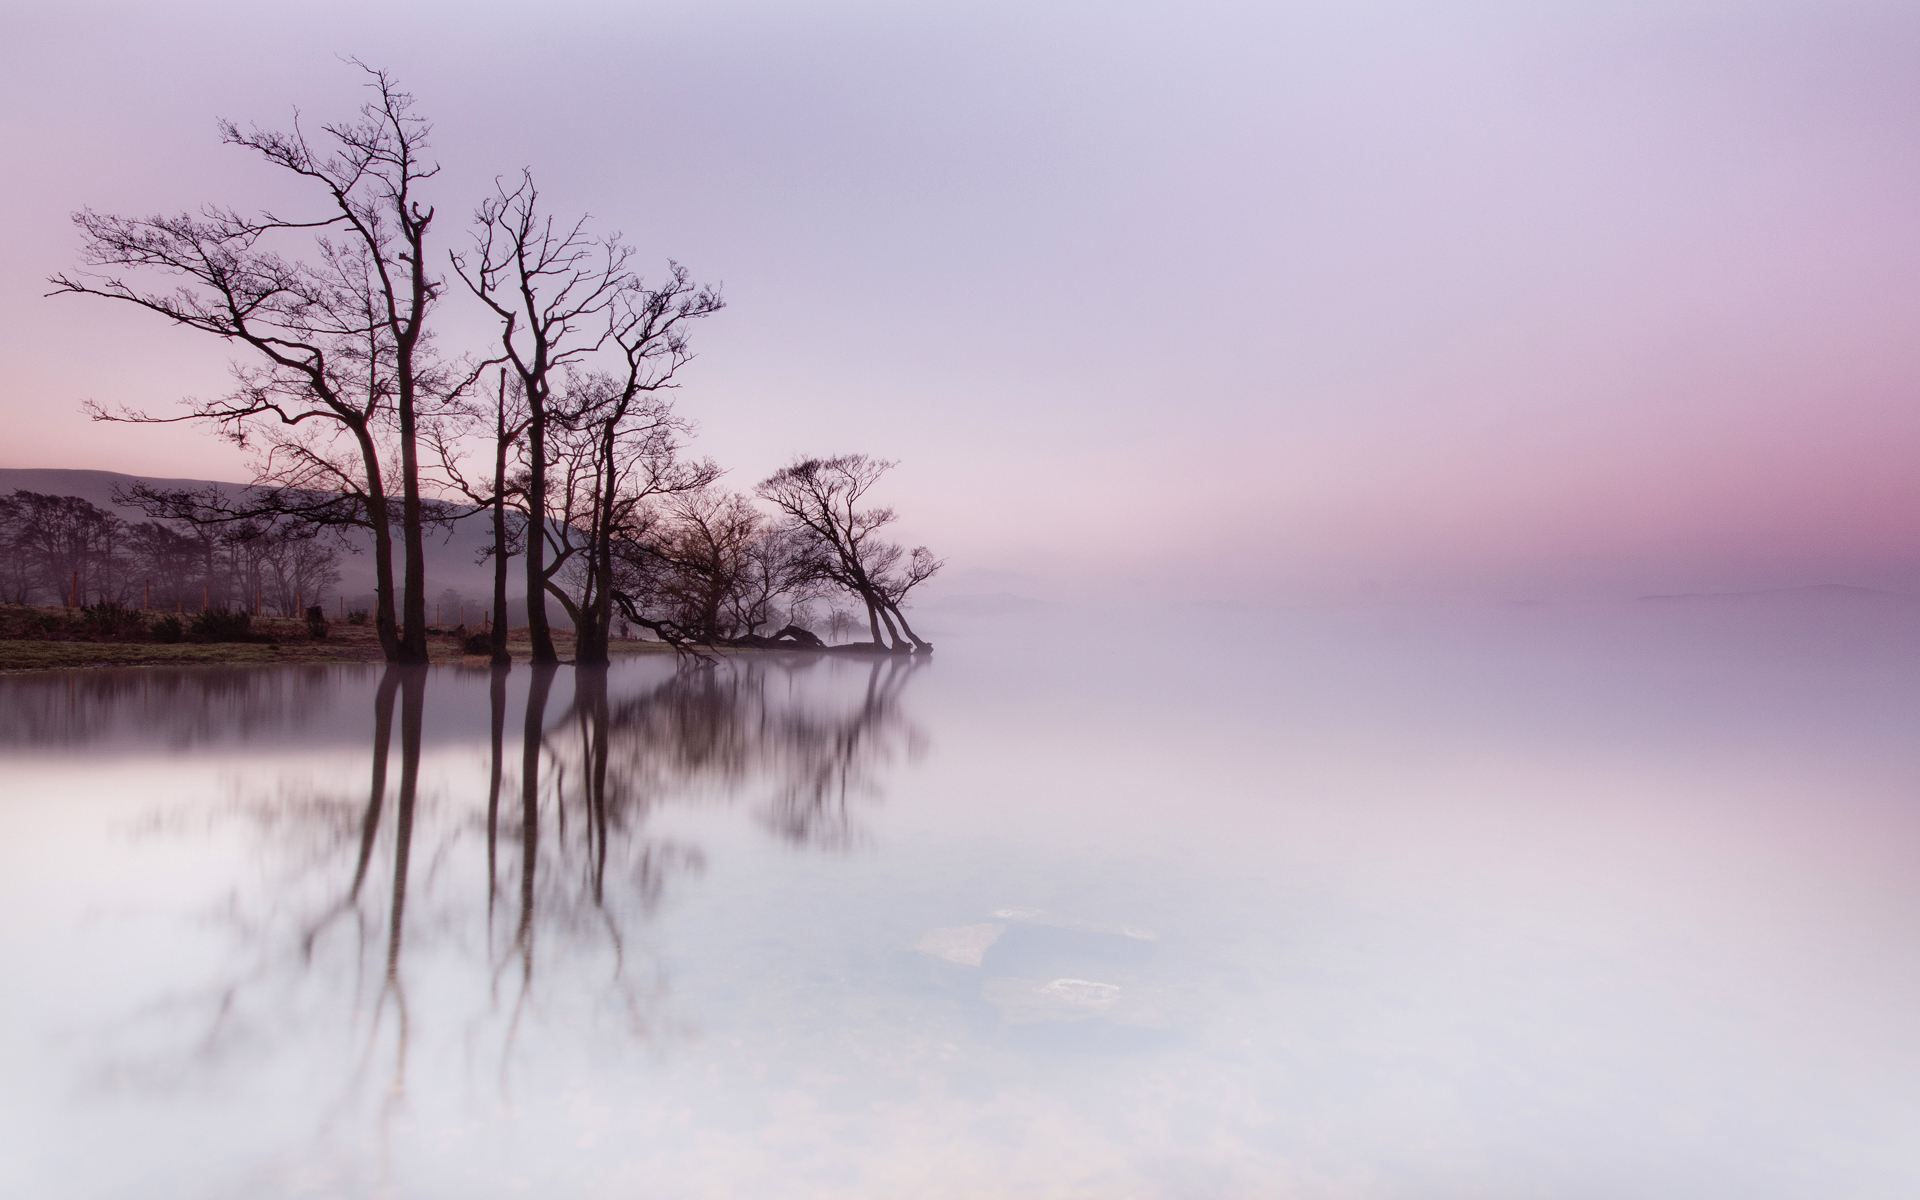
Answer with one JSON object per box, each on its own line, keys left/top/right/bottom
{"left": 143, "top": 578, "right": 151, "bottom": 610}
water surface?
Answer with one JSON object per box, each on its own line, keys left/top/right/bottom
{"left": 3, "top": 605, "right": 1917, "bottom": 1197}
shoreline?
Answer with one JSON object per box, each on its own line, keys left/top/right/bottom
{"left": 0, "top": 606, "right": 919, "bottom": 674}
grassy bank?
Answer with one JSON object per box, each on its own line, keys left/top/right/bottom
{"left": 0, "top": 605, "right": 673, "bottom": 673}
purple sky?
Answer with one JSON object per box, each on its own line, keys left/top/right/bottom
{"left": 6, "top": 0, "right": 1920, "bottom": 601}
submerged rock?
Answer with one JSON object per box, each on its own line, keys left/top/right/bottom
{"left": 981, "top": 976, "right": 1126, "bottom": 1023}
{"left": 913, "top": 922, "right": 1007, "bottom": 967}
{"left": 914, "top": 909, "right": 1174, "bottom": 1031}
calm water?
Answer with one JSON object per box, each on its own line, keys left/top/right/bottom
{"left": 3, "top": 604, "right": 1918, "bottom": 1198}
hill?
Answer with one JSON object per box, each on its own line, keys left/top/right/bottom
{"left": 1637, "top": 584, "right": 1920, "bottom": 606}
{"left": 0, "top": 466, "right": 500, "bottom": 615}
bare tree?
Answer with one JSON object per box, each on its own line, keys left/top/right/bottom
{"left": 49, "top": 64, "right": 447, "bottom": 661}
{"left": 3, "top": 491, "right": 124, "bottom": 605}
{"left": 0, "top": 493, "right": 27, "bottom": 604}
{"left": 455, "top": 176, "right": 723, "bottom": 665}
{"left": 756, "top": 455, "right": 941, "bottom": 653}
{"left": 453, "top": 173, "right": 625, "bottom": 664}
{"left": 648, "top": 488, "right": 762, "bottom": 641}
{"left": 124, "top": 520, "right": 211, "bottom": 611}
{"left": 547, "top": 372, "right": 720, "bottom": 664}
{"left": 825, "top": 606, "right": 858, "bottom": 644}
{"left": 727, "top": 523, "right": 819, "bottom": 638}
{"left": 262, "top": 533, "right": 342, "bottom": 615}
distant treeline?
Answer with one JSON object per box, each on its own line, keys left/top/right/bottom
{"left": 0, "top": 489, "right": 338, "bottom": 616}
{"left": 51, "top": 65, "right": 940, "bottom": 664}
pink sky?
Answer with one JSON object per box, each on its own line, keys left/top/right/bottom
{"left": 5, "top": 0, "right": 1919, "bottom": 601}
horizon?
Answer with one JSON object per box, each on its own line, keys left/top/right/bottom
{"left": 10, "top": 459, "right": 1920, "bottom": 608}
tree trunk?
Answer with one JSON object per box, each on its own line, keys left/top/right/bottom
{"left": 523, "top": 412, "right": 557, "bottom": 664}
{"left": 886, "top": 603, "right": 933, "bottom": 654}
{"left": 349, "top": 427, "right": 404, "bottom": 662}
{"left": 571, "top": 441, "right": 619, "bottom": 669}
{"left": 875, "top": 600, "right": 910, "bottom": 653}
{"left": 574, "top": 617, "right": 609, "bottom": 667}
{"left": 395, "top": 378, "right": 429, "bottom": 664}
{"left": 489, "top": 396, "right": 512, "bottom": 667}
{"left": 392, "top": 197, "right": 433, "bottom": 666}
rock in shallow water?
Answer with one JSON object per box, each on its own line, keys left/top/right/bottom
{"left": 913, "top": 922, "right": 1007, "bottom": 967}
{"left": 980, "top": 976, "right": 1126, "bottom": 1023}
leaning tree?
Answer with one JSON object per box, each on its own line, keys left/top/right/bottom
{"left": 756, "top": 455, "right": 941, "bottom": 653}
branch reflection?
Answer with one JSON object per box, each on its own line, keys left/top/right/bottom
{"left": 95, "top": 654, "right": 927, "bottom": 1170}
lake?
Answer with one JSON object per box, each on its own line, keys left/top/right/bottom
{"left": 3, "top": 601, "right": 1917, "bottom": 1197}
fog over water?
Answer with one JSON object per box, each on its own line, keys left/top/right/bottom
{"left": 3, "top": 601, "right": 1918, "bottom": 1197}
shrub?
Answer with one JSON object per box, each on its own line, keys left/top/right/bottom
{"left": 80, "top": 600, "right": 147, "bottom": 640}
{"left": 462, "top": 632, "right": 493, "bottom": 656}
{"left": 151, "top": 615, "right": 184, "bottom": 643}
{"left": 304, "top": 605, "right": 329, "bottom": 640}
{"left": 188, "top": 608, "right": 254, "bottom": 643}
{"left": 347, "top": 609, "right": 369, "bottom": 626}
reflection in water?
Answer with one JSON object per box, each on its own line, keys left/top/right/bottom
{"left": 74, "top": 656, "right": 924, "bottom": 1186}
{"left": 8, "top": 609, "right": 1920, "bottom": 1197}
{"left": 0, "top": 664, "right": 346, "bottom": 749}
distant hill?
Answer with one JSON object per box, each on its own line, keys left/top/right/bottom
{"left": 3, "top": 466, "right": 987, "bottom": 629}
{"left": 1637, "top": 584, "right": 1920, "bottom": 606}
{"left": 1, "top": 466, "right": 499, "bottom": 613}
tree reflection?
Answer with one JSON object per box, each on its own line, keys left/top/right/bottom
{"left": 96, "top": 654, "right": 926, "bottom": 1166}
{"left": 0, "top": 664, "right": 346, "bottom": 749}
{"left": 593, "top": 654, "right": 926, "bottom": 849}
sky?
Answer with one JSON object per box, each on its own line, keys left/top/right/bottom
{"left": 4, "top": 0, "right": 1920, "bottom": 603}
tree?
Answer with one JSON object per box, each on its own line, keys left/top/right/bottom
{"left": 260, "top": 528, "right": 342, "bottom": 615}
{"left": 50, "top": 64, "right": 447, "bottom": 662}
{"left": 3, "top": 491, "right": 124, "bottom": 606}
{"left": 631, "top": 489, "right": 816, "bottom": 643}
{"left": 544, "top": 372, "right": 719, "bottom": 664}
{"left": 727, "top": 523, "right": 818, "bottom": 638}
{"left": 825, "top": 607, "right": 858, "bottom": 644}
{"left": 453, "top": 173, "right": 622, "bottom": 664}
{"left": 756, "top": 456, "right": 941, "bottom": 653}
{"left": 0, "top": 493, "right": 25, "bottom": 603}
{"left": 124, "top": 520, "right": 209, "bottom": 610}
{"left": 648, "top": 488, "right": 763, "bottom": 641}
{"left": 454, "top": 175, "right": 723, "bottom": 665}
